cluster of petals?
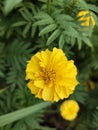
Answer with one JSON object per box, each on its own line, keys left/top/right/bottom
{"left": 26, "top": 48, "right": 78, "bottom": 102}
{"left": 78, "top": 10, "right": 96, "bottom": 28}
{"left": 60, "top": 100, "right": 80, "bottom": 121}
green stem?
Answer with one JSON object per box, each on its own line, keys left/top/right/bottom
{"left": 47, "top": 0, "right": 52, "bottom": 14}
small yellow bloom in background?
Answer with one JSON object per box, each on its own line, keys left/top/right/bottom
{"left": 89, "top": 81, "right": 95, "bottom": 90}
{"left": 60, "top": 100, "right": 79, "bottom": 121}
{"left": 83, "top": 80, "right": 95, "bottom": 91}
{"left": 26, "top": 48, "right": 78, "bottom": 102}
{"left": 77, "top": 10, "right": 96, "bottom": 28}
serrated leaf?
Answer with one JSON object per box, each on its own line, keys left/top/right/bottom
{"left": 64, "top": 27, "right": 79, "bottom": 38}
{"left": 78, "top": 0, "right": 88, "bottom": 10}
{"left": 82, "top": 37, "right": 93, "bottom": 48}
{"left": 6, "top": 67, "right": 25, "bottom": 88}
{"left": 52, "top": 9, "right": 63, "bottom": 17}
{"left": 77, "top": 37, "right": 82, "bottom": 50}
{"left": 33, "top": 19, "right": 54, "bottom": 26}
{"left": 19, "top": 10, "right": 31, "bottom": 21}
{"left": 19, "top": 8, "right": 33, "bottom": 21}
{"left": 34, "top": 12, "right": 53, "bottom": 20}
{"left": 59, "top": 34, "right": 65, "bottom": 49}
{"left": 88, "top": 18, "right": 93, "bottom": 37}
{"left": 93, "top": 13, "right": 98, "bottom": 26}
{"left": 4, "top": 0, "right": 23, "bottom": 15}
{"left": 93, "top": 111, "right": 98, "bottom": 127}
{"left": 70, "top": 85, "right": 88, "bottom": 104}
{"left": 11, "top": 21, "right": 27, "bottom": 27}
{"left": 22, "top": 22, "right": 31, "bottom": 37}
{"left": 46, "top": 29, "right": 61, "bottom": 45}
{"left": 70, "top": 37, "right": 76, "bottom": 47}
{"left": 56, "top": 14, "right": 74, "bottom": 21}
{"left": 31, "top": 25, "right": 36, "bottom": 37}
{"left": 39, "top": 24, "right": 57, "bottom": 36}
{"left": 88, "top": 4, "right": 98, "bottom": 13}
{"left": 7, "top": 40, "right": 33, "bottom": 69}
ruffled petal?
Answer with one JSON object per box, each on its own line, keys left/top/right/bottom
{"left": 27, "top": 81, "right": 39, "bottom": 94}
{"left": 34, "top": 80, "right": 45, "bottom": 88}
{"left": 42, "top": 87, "right": 54, "bottom": 101}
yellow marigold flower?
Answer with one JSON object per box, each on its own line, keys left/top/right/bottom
{"left": 60, "top": 100, "right": 79, "bottom": 121}
{"left": 78, "top": 10, "right": 96, "bottom": 27}
{"left": 26, "top": 48, "right": 78, "bottom": 102}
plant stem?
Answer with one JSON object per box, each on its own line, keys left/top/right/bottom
{"left": 47, "top": 0, "right": 52, "bottom": 14}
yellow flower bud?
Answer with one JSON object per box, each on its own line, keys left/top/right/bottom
{"left": 60, "top": 100, "right": 79, "bottom": 121}
{"left": 78, "top": 10, "right": 96, "bottom": 28}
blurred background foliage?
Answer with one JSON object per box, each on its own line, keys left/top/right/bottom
{"left": 0, "top": 0, "right": 98, "bottom": 130}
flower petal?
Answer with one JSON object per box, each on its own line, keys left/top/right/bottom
{"left": 34, "top": 80, "right": 45, "bottom": 88}
{"left": 42, "top": 87, "right": 54, "bottom": 101}
{"left": 27, "top": 81, "right": 39, "bottom": 94}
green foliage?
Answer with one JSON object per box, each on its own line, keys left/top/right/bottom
{"left": 0, "top": 102, "right": 51, "bottom": 126}
{"left": 0, "top": 0, "right": 98, "bottom": 129}
{"left": 33, "top": 9, "right": 94, "bottom": 49}
{"left": 70, "top": 85, "right": 88, "bottom": 104}
{"left": 6, "top": 39, "right": 33, "bottom": 68}
{"left": 93, "top": 111, "right": 98, "bottom": 128}
{"left": 0, "top": 43, "right": 5, "bottom": 77}
{"left": 4, "top": 0, "right": 23, "bottom": 15}
{"left": 0, "top": 112, "right": 56, "bottom": 130}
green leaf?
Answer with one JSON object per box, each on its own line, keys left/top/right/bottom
{"left": 77, "top": 37, "right": 82, "bottom": 50}
{"left": 11, "top": 21, "right": 27, "bottom": 27}
{"left": 39, "top": 24, "right": 57, "bottom": 36}
{"left": 93, "top": 13, "right": 98, "bottom": 26}
{"left": 70, "top": 37, "right": 76, "bottom": 47}
{"left": 0, "top": 87, "right": 8, "bottom": 94}
{"left": 46, "top": 29, "right": 61, "bottom": 45}
{"left": 78, "top": 0, "right": 88, "bottom": 10}
{"left": 34, "top": 12, "right": 53, "bottom": 20}
{"left": 4, "top": 0, "right": 23, "bottom": 15}
{"left": 63, "top": 27, "right": 79, "bottom": 39}
{"left": 70, "top": 85, "right": 88, "bottom": 104}
{"left": 55, "top": 14, "right": 74, "bottom": 21}
{"left": 88, "top": 4, "right": 98, "bottom": 13}
{"left": 33, "top": 19, "right": 54, "bottom": 26}
{"left": 6, "top": 67, "right": 25, "bottom": 88}
{"left": 33, "top": 12, "right": 54, "bottom": 26}
{"left": 0, "top": 102, "right": 51, "bottom": 126}
{"left": 6, "top": 40, "right": 33, "bottom": 69}
{"left": 22, "top": 22, "right": 32, "bottom": 37}
{"left": 82, "top": 37, "right": 93, "bottom": 48}
{"left": 31, "top": 25, "right": 37, "bottom": 38}
{"left": 19, "top": 8, "right": 34, "bottom": 21}
{"left": 0, "top": 43, "right": 5, "bottom": 77}
{"left": 93, "top": 111, "right": 98, "bottom": 127}
{"left": 59, "top": 34, "right": 65, "bottom": 49}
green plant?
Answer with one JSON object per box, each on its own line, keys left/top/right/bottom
{"left": 0, "top": 0, "right": 98, "bottom": 130}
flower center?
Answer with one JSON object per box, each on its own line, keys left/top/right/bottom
{"left": 41, "top": 68, "right": 56, "bottom": 84}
